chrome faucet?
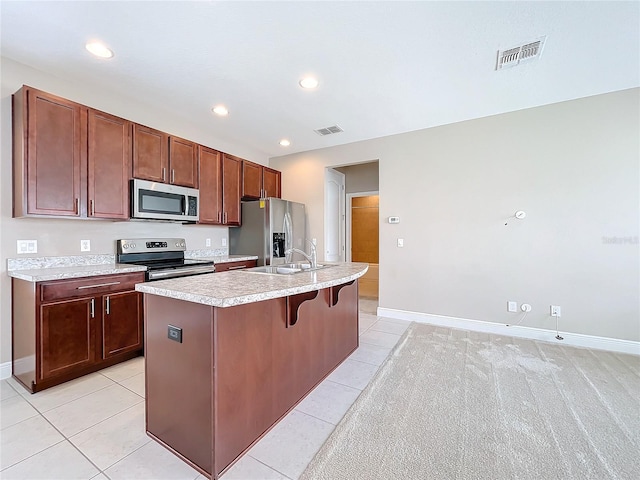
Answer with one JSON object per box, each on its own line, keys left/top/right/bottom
{"left": 285, "top": 239, "right": 317, "bottom": 268}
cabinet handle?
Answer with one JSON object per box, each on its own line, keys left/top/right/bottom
{"left": 77, "top": 281, "right": 121, "bottom": 290}
{"left": 171, "top": 169, "right": 175, "bottom": 184}
{"left": 106, "top": 296, "right": 110, "bottom": 315}
{"left": 89, "top": 199, "right": 94, "bottom": 216}
{"left": 90, "top": 298, "right": 95, "bottom": 318}
{"left": 223, "top": 212, "right": 227, "bottom": 224}
{"left": 162, "top": 167, "right": 166, "bottom": 182}
{"left": 217, "top": 212, "right": 221, "bottom": 223}
{"left": 74, "top": 198, "right": 79, "bottom": 215}
{"left": 228, "top": 265, "right": 247, "bottom": 270}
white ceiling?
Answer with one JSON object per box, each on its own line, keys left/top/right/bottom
{"left": 1, "top": 1, "right": 638, "bottom": 159}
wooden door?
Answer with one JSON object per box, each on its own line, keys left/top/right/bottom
{"left": 87, "top": 109, "right": 131, "bottom": 219}
{"left": 40, "top": 297, "right": 97, "bottom": 380}
{"left": 25, "top": 88, "right": 83, "bottom": 216}
{"left": 198, "top": 146, "right": 222, "bottom": 224}
{"left": 132, "top": 124, "right": 168, "bottom": 183}
{"left": 222, "top": 154, "right": 242, "bottom": 226}
{"left": 242, "top": 160, "right": 262, "bottom": 199}
{"left": 263, "top": 167, "right": 281, "bottom": 198}
{"left": 169, "top": 136, "right": 198, "bottom": 188}
{"left": 102, "top": 291, "right": 143, "bottom": 359}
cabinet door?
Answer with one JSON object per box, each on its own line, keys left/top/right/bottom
{"left": 214, "top": 260, "right": 257, "bottom": 272}
{"left": 102, "top": 291, "right": 143, "bottom": 359}
{"left": 169, "top": 136, "right": 198, "bottom": 188}
{"left": 198, "top": 146, "right": 223, "bottom": 224}
{"left": 263, "top": 167, "right": 281, "bottom": 198}
{"left": 242, "top": 160, "right": 262, "bottom": 199}
{"left": 222, "top": 154, "right": 242, "bottom": 226}
{"left": 25, "top": 88, "right": 83, "bottom": 216}
{"left": 132, "top": 124, "right": 169, "bottom": 183}
{"left": 40, "top": 297, "right": 97, "bottom": 380}
{"left": 88, "top": 109, "right": 131, "bottom": 219}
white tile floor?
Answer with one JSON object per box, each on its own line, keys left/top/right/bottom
{"left": 0, "top": 301, "right": 410, "bottom": 480}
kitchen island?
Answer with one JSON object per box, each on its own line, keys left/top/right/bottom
{"left": 135, "top": 262, "right": 368, "bottom": 479}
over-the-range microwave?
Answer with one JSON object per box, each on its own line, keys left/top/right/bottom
{"left": 131, "top": 178, "right": 199, "bottom": 222}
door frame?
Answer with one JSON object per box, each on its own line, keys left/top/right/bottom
{"left": 323, "top": 168, "right": 346, "bottom": 262}
{"left": 345, "top": 190, "right": 379, "bottom": 262}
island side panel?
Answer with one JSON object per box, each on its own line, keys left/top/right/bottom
{"left": 145, "top": 294, "right": 214, "bottom": 476}
{"left": 213, "top": 298, "right": 285, "bottom": 475}
{"left": 325, "top": 280, "right": 359, "bottom": 372}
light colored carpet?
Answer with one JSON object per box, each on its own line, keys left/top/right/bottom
{"left": 301, "top": 323, "right": 640, "bottom": 480}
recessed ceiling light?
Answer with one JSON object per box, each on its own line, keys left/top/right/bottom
{"left": 299, "top": 77, "right": 319, "bottom": 89}
{"left": 212, "top": 105, "right": 229, "bottom": 116}
{"left": 85, "top": 41, "right": 114, "bottom": 59}
{"left": 279, "top": 139, "right": 291, "bottom": 147}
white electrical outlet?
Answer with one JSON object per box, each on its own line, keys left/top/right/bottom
{"left": 81, "top": 240, "right": 91, "bottom": 252}
{"left": 221, "top": 238, "right": 227, "bottom": 247}
{"left": 205, "top": 238, "right": 211, "bottom": 247}
{"left": 550, "top": 305, "right": 562, "bottom": 317}
{"left": 17, "top": 240, "right": 37, "bottom": 254}
{"left": 397, "top": 238, "right": 404, "bottom": 247}
{"left": 507, "top": 301, "right": 518, "bottom": 313}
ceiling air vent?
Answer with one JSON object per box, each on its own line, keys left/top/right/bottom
{"left": 314, "top": 125, "right": 344, "bottom": 136}
{"left": 496, "top": 36, "right": 546, "bottom": 70}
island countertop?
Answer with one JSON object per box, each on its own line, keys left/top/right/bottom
{"left": 135, "top": 262, "right": 368, "bottom": 307}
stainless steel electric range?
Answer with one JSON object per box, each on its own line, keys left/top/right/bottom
{"left": 116, "top": 238, "right": 216, "bottom": 281}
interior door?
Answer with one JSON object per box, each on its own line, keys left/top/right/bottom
{"left": 324, "top": 168, "right": 345, "bottom": 262}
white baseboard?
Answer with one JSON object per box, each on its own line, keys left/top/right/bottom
{"left": 377, "top": 307, "right": 640, "bottom": 356}
{"left": 0, "top": 361, "right": 12, "bottom": 380}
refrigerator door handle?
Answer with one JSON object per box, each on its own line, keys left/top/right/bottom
{"left": 283, "top": 211, "right": 293, "bottom": 261}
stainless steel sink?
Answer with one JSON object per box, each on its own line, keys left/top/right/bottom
{"left": 242, "top": 263, "right": 332, "bottom": 275}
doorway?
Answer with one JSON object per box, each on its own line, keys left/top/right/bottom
{"left": 347, "top": 193, "right": 379, "bottom": 298}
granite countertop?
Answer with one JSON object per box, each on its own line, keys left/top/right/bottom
{"left": 8, "top": 264, "right": 147, "bottom": 282}
{"left": 205, "top": 255, "right": 258, "bottom": 264}
{"left": 135, "top": 262, "right": 369, "bottom": 308}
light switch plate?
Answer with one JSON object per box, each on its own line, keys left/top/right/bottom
{"left": 205, "top": 238, "right": 211, "bottom": 247}
{"left": 397, "top": 238, "right": 404, "bottom": 247}
{"left": 221, "top": 238, "right": 227, "bottom": 247}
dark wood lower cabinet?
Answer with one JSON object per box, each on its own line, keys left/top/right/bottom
{"left": 144, "top": 280, "right": 359, "bottom": 479}
{"left": 12, "top": 272, "right": 145, "bottom": 393}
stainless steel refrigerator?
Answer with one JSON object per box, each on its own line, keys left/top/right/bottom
{"left": 229, "top": 198, "right": 307, "bottom": 266}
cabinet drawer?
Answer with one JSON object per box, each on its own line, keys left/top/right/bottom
{"left": 40, "top": 273, "right": 145, "bottom": 302}
{"left": 214, "top": 260, "right": 257, "bottom": 272}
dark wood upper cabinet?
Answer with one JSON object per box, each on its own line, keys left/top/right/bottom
{"left": 87, "top": 109, "right": 131, "bottom": 219}
{"left": 132, "top": 127, "right": 198, "bottom": 188}
{"left": 242, "top": 160, "right": 262, "bottom": 199}
{"left": 13, "top": 87, "right": 83, "bottom": 217}
{"left": 13, "top": 86, "right": 131, "bottom": 220}
{"left": 198, "top": 146, "right": 223, "bottom": 224}
{"left": 222, "top": 154, "right": 242, "bottom": 226}
{"left": 132, "top": 124, "right": 169, "bottom": 183}
{"left": 169, "top": 137, "right": 198, "bottom": 188}
{"left": 242, "top": 160, "right": 282, "bottom": 200}
{"left": 263, "top": 167, "right": 281, "bottom": 198}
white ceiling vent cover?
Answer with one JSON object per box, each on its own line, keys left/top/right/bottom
{"left": 314, "top": 125, "right": 344, "bottom": 136}
{"left": 497, "top": 36, "right": 546, "bottom": 70}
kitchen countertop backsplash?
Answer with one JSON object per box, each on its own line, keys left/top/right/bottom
{"left": 7, "top": 248, "right": 236, "bottom": 272}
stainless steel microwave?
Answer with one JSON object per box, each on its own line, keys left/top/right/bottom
{"left": 131, "top": 179, "right": 199, "bottom": 222}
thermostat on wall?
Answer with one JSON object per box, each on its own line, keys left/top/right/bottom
{"left": 388, "top": 216, "right": 400, "bottom": 224}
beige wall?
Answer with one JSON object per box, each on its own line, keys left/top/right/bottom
{"left": 271, "top": 88, "right": 640, "bottom": 342}
{"left": 0, "top": 57, "right": 270, "bottom": 365}
{"left": 335, "top": 161, "right": 379, "bottom": 193}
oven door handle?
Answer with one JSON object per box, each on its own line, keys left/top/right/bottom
{"left": 147, "top": 265, "right": 216, "bottom": 280}
{"left": 182, "top": 195, "right": 187, "bottom": 216}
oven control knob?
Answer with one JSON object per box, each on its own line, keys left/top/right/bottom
{"left": 175, "top": 242, "right": 180, "bottom": 247}
{"left": 180, "top": 242, "right": 185, "bottom": 247}
{"left": 131, "top": 243, "right": 136, "bottom": 248}
{"left": 122, "top": 243, "right": 128, "bottom": 250}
